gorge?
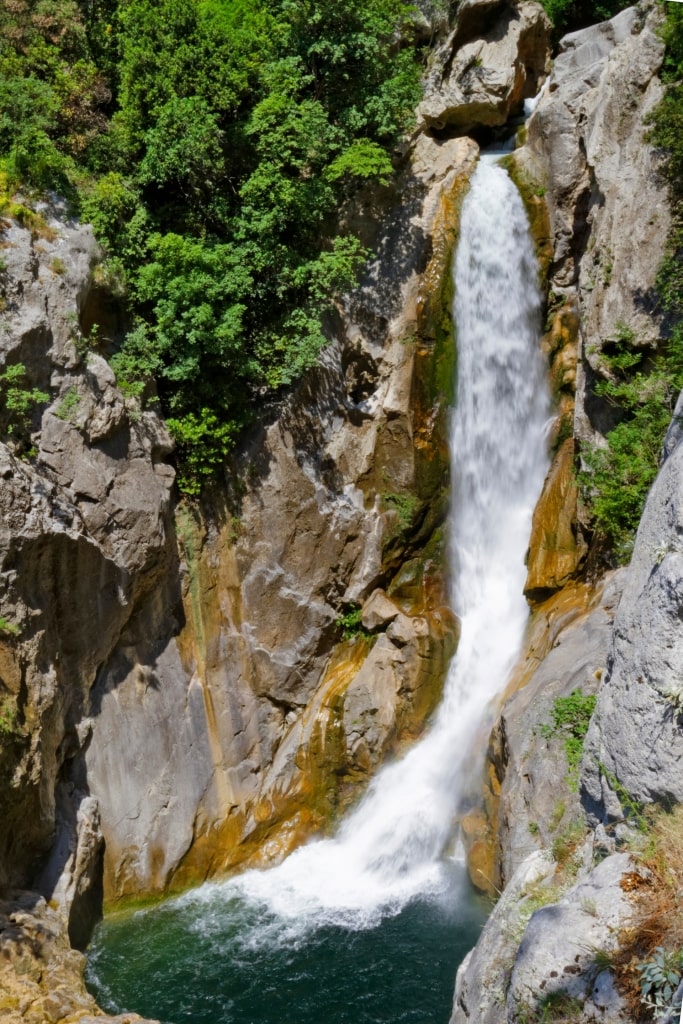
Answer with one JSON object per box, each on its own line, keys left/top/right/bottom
{"left": 85, "top": 151, "right": 551, "bottom": 1024}
{"left": 0, "top": 0, "right": 681, "bottom": 1022}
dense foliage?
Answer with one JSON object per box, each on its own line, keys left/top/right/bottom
{"left": 578, "top": 4, "right": 683, "bottom": 563}
{"left": 0, "top": 0, "right": 421, "bottom": 491}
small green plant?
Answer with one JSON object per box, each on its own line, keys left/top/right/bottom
{"left": 537, "top": 992, "right": 584, "bottom": 1022}
{"left": 0, "top": 616, "right": 19, "bottom": 637}
{"left": 337, "top": 606, "right": 371, "bottom": 641}
{"left": 50, "top": 257, "right": 66, "bottom": 275}
{"left": 598, "top": 763, "right": 649, "bottom": 833}
{"left": 0, "top": 696, "right": 16, "bottom": 736}
{"left": 55, "top": 387, "right": 80, "bottom": 422}
{"left": 528, "top": 821, "right": 540, "bottom": 836}
{"left": 636, "top": 947, "right": 683, "bottom": 1021}
{"left": 550, "top": 800, "right": 566, "bottom": 832}
{"left": 587, "top": 944, "right": 615, "bottom": 968}
{"left": 0, "top": 363, "right": 49, "bottom": 448}
{"left": 382, "top": 492, "right": 420, "bottom": 534}
{"left": 540, "top": 689, "right": 597, "bottom": 791}
{"left": 551, "top": 819, "right": 586, "bottom": 869}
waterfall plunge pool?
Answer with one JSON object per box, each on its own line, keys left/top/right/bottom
{"left": 86, "top": 863, "right": 489, "bottom": 1024}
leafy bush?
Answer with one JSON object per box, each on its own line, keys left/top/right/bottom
{"left": 538, "top": 0, "right": 631, "bottom": 35}
{"left": 637, "top": 947, "right": 683, "bottom": 1021}
{"left": 0, "top": 0, "right": 422, "bottom": 492}
{"left": 382, "top": 492, "right": 420, "bottom": 535}
{"left": 0, "top": 363, "right": 49, "bottom": 450}
{"left": 578, "top": 326, "right": 683, "bottom": 563}
{"left": 337, "top": 606, "right": 371, "bottom": 640}
{"left": 0, "top": 616, "right": 19, "bottom": 638}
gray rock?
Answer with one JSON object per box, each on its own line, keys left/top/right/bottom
{"left": 452, "top": 853, "right": 641, "bottom": 1023}
{"left": 516, "top": 4, "right": 668, "bottom": 448}
{"left": 488, "top": 572, "right": 624, "bottom": 886}
{"left": 507, "top": 854, "right": 641, "bottom": 1022}
{"left": 418, "top": 1, "right": 551, "bottom": 133}
{"left": 582, "top": 436, "right": 683, "bottom": 815}
{"left": 452, "top": 851, "right": 556, "bottom": 1024}
{"left": 0, "top": 206, "right": 175, "bottom": 924}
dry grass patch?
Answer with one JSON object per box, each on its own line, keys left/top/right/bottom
{"left": 611, "top": 804, "right": 683, "bottom": 1020}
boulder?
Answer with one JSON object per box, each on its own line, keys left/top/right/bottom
{"left": 417, "top": 1, "right": 551, "bottom": 133}
{"left": 507, "top": 853, "right": 644, "bottom": 1022}
{"left": 452, "top": 851, "right": 644, "bottom": 1023}
{"left": 361, "top": 589, "right": 401, "bottom": 631}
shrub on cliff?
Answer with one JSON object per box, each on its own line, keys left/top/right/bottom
{"left": 579, "top": 5, "right": 683, "bottom": 564}
{"left": 539, "top": 0, "right": 632, "bottom": 36}
{"left": 0, "top": 0, "right": 422, "bottom": 491}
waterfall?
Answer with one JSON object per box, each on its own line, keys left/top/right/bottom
{"left": 174, "top": 157, "right": 551, "bottom": 941}
{"left": 86, "top": 157, "right": 552, "bottom": 1024}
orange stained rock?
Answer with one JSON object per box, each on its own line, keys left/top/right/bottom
{"left": 525, "top": 438, "right": 585, "bottom": 599}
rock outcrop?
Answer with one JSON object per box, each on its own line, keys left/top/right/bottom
{"left": 418, "top": 0, "right": 551, "bottom": 133}
{"left": 0, "top": 891, "right": 158, "bottom": 1024}
{"left": 0, "top": 204, "right": 175, "bottom": 943}
{"left": 452, "top": 851, "right": 644, "bottom": 1024}
{"left": 513, "top": 1, "right": 668, "bottom": 588}
{"left": 483, "top": 574, "right": 623, "bottom": 890}
{"left": 582, "top": 427, "right": 683, "bottom": 817}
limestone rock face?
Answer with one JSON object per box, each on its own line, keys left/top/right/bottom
{"left": 582, "top": 431, "right": 683, "bottom": 817}
{"left": 452, "top": 851, "right": 557, "bottom": 1024}
{"left": 510, "top": 3, "right": 669, "bottom": 590}
{"left": 485, "top": 574, "right": 623, "bottom": 889}
{"left": 0, "top": 202, "right": 175, "bottom": 939}
{"left": 452, "top": 851, "right": 644, "bottom": 1024}
{"left": 506, "top": 853, "right": 643, "bottom": 1022}
{"left": 518, "top": 4, "right": 668, "bottom": 435}
{"left": 417, "top": 0, "right": 551, "bottom": 133}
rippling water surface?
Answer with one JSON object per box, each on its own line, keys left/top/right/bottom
{"left": 87, "top": 867, "right": 488, "bottom": 1024}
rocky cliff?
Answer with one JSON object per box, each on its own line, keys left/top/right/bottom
{"left": 451, "top": 5, "right": 683, "bottom": 1022}
{"left": 0, "top": 0, "right": 679, "bottom": 1022}
{"left": 0, "top": 92, "right": 483, "bottom": 1024}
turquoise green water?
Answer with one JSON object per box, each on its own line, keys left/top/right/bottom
{"left": 86, "top": 865, "right": 487, "bottom": 1024}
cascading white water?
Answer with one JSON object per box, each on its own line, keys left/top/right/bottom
{"left": 176, "top": 157, "right": 551, "bottom": 941}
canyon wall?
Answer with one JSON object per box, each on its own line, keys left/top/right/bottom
{"left": 452, "top": 6, "right": 683, "bottom": 1022}
{"left": 1, "top": 1, "right": 678, "bottom": 1022}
